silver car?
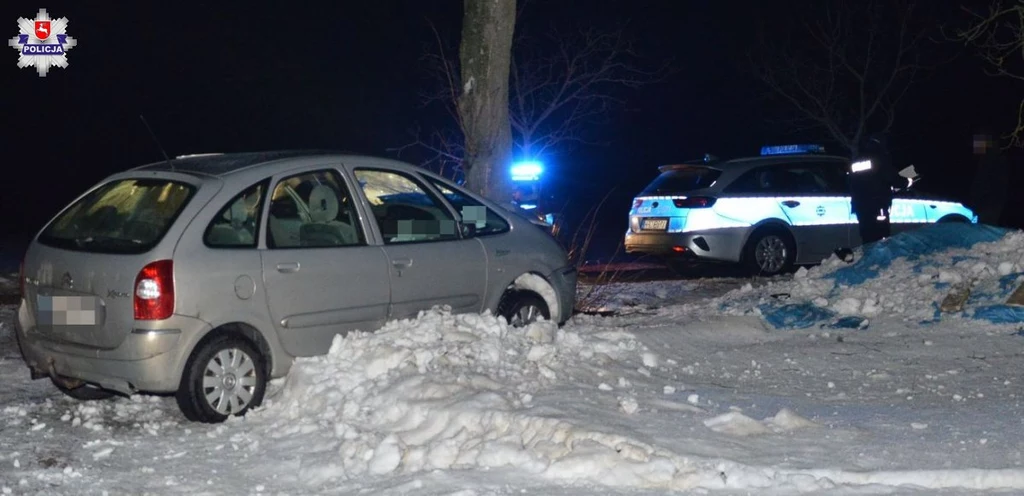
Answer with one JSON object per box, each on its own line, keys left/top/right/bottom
{"left": 624, "top": 146, "right": 976, "bottom": 275}
{"left": 16, "top": 151, "right": 576, "bottom": 422}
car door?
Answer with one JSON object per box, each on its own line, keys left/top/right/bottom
{"left": 350, "top": 166, "right": 488, "bottom": 321}
{"left": 260, "top": 166, "right": 391, "bottom": 357}
{"left": 768, "top": 163, "right": 852, "bottom": 262}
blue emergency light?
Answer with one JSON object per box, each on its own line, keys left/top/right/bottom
{"left": 760, "top": 144, "right": 825, "bottom": 156}
{"left": 511, "top": 161, "right": 543, "bottom": 182}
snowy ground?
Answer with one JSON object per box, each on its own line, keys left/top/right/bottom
{"left": 4, "top": 227, "right": 1024, "bottom": 495}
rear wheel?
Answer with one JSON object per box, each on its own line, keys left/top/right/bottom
{"left": 51, "top": 378, "right": 116, "bottom": 401}
{"left": 742, "top": 227, "right": 796, "bottom": 277}
{"left": 176, "top": 334, "right": 267, "bottom": 423}
{"left": 498, "top": 291, "right": 551, "bottom": 327}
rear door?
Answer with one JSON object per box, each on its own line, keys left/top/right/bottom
{"left": 732, "top": 162, "right": 851, "bottom": 262}
{"left": 26, "top": 177, "right": 199, "bottom": 349}
{"left": 350, "top": 166, "right": 488, "bottom": 320}
{"left": 260, "top": 166, "right": 391, "bottom": 357}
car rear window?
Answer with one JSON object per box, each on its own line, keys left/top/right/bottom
{"left": 641, "top": 167, "right": 722, "bottom": 195}
{"left": 38, "top": 178, "right": 196, "bottom": 254}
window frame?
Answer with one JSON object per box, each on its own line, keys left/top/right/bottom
{"left": 352, "top": 167, "right": 465, "bottom": 246}
{"left": 725, "top": 162, "right": 848, "bottom": 196}
{"left": 265, "top": 168, "right": 367, "bottom": 250}
{"left": 203, "top": 178, "right": 271, "bottom": 250}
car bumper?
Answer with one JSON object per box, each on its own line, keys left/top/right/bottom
{"left": 547, "top": 265, "right": 578, "bottom": 324}
{"left": 15, "top": 299, "right": 211, "bottom": 395}
{"left": 624, "top": 228, "right": 750, "bottom": 263}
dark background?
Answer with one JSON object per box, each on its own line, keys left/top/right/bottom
{"left": 1, "top": 1, "right": 1020, "bottom": 268}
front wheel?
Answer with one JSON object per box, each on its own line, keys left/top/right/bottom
{"left": 498, "top": 291, "right": 551, "bottom": 327}
{"left": 176, "top": 335, "right": 267, "bottom": 423}
{"left": 742, "top": 227, "right": 796, "bottom": 277}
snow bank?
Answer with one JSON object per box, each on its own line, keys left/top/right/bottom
{"left": 705, "top": 225, "right": 1024, "bottom": 329}
{"left": 248, "top": 308, "right": 718, "bottom": 490}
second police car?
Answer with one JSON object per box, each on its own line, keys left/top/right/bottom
{"left": 624, "top": 144, "right": 977, "bottom": 276}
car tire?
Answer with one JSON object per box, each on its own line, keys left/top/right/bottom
{"left": 51, "top": 378, "right": 117, "bottom": 401}
{"left": 176, "top": 334, "right": 267, "bottom": 423}
{"left": 742, "top": 226, "right": 796, "bottom": 277}
{"left": 498, "top": 291, "right": 551, "bottom": 327}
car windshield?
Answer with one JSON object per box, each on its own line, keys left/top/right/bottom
{"left": 641, "top": 167, "right": 721, "bottom": 195}
{"left": 38, "top": 178, "right": 196, "bottom": 254}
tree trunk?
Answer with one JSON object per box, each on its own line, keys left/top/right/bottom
{"left": 457, "top": 0, "right": 516, "bottom": 200}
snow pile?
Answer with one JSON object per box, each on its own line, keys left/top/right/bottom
{"left": 249, "top": 308, "right": 720, "bottom": 490}
{"left": 704, "top": 224, "right": 1024, "bottom": 329}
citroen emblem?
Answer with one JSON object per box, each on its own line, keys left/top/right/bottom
{"left": 62, "top": 272, "right": 73, "bottom": 289}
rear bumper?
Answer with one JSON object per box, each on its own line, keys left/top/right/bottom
{"left": 547, "top": 265, "right": 578, "bottom": 324}
{"left": 624, "top": 228, "right": 750, "bottom": 263}
{"left": 15, "top": 299, "right": 210, "bottom": 395}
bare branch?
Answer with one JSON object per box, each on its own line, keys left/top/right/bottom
{"left": 951, "top": 0, "right": 1024, "bottom": 146}
{"left": 751, "top": 0, "right": 929, "bottom": 155}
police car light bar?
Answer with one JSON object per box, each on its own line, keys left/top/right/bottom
{"left": 511, "top": 161, "right": 543, "bottom": 182}
{"left": 760, "top": 144, "right": 825, "bottom": 156}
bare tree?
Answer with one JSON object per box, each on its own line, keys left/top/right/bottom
{"left": 456, "top": 0, "right": 517, "bottom": 198}
{"left": 751, "top": 0, "right": 928, "bottom": 156}
{"left": 953, "top": 0, "right": 1024, "bottom": 147}
{"left": 395, "top": 6, "right": 670, "bottom": 195}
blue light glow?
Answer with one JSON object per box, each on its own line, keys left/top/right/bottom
{"left": 511, "top": 161, "right": 543, "bottom": 182}
{"left": 760, "top": 144, "right": 826, "bottom": 156}
{"left": 519, "top": 203, "right": 537, "bottom": 210}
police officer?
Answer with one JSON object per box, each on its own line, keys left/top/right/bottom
{"left": 849, "top": 132, "right": 907, "bottom": 244}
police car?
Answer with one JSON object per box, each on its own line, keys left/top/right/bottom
{"left": 624, "top": 144, "right": 977, "bottom": 276}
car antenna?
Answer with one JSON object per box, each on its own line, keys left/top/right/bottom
{"left": 139, "top": 114, "right": 174, "bottom": 171}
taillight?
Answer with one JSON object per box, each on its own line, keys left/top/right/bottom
{"left": 632, "top": 199, "right": 644, "bottom": 209}
{"left": 134, "top": 260, "right": 174, "bottom": 320}
{"left": 672, "top": 196, "right": 716, "bottom": 208}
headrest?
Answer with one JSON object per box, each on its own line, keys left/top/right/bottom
{"left": 308, "top": 184, "right": 339, "bottom": 223}
{"left": 229, "top": 198, "right": 248, "bottom": 227}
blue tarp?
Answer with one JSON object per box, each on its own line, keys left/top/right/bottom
{"left": 759, "top": 303, "right": 836, "bottom": 330}
{"left": 829, "top": 224, "right": 1009, "bottom": 287}
{"left": 972, "top": 305, "right": 1024, "bottom": 324}
{"left": 757, "top": 224, "right": 1015, "bottom": 330}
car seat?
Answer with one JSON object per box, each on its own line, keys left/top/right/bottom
{"left": 299, "top": 185, "right": 358, "bottom": 246}
{"left": 206, "top": 198, "right": 255, "bottom": 246}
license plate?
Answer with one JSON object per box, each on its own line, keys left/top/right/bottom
{"left": 641, "top": 218, "right": 668, "bottom": 230}
{"left": 36, "top": 295, "right": 98, "bottom": 326}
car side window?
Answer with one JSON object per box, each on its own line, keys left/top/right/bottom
{"left": 724, "top": 167, "right": 772, "bottom": 194}
{"left": 267, "top": 169, "right": 365, "bottom": 249}
{"left": 353, "top": 169, "right": 460, "bottom": 244}
{"left": 204, "top": 179, "right": 269, "bottom": 248}
{"left": 427, "top": 178, "right": 510, "bottom": 236}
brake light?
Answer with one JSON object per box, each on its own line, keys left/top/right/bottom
{"left": 134, "top": 260, "right": 174, "bottom": 320}
{"left": 672, "top": 196, "right": 717, "bottom": 208}
{"left": 632, "top": 199, "right": 644, "bottom": 209}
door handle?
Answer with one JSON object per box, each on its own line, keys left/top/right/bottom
{"left": 782, "top": 200, "right": 801, "bottom": 208}
{"left": 392, "top": 258, "right": 413, "bottom": 269}
{"left": 276, "top": 262, "right": 300, "bottom": 273}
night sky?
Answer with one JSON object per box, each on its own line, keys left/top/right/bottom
{"left": 2, "top": 1, "right": 1020, "bottom": 259}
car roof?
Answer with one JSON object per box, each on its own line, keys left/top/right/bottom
{"left": 659, "top": 153, "right": 848, "bottom": 172}
{"left": 130, "top": 150, "right": 423, "bottom": 179}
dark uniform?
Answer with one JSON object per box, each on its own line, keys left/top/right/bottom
{"left": 849, "top": 133, "right": 906, "bottom": 244}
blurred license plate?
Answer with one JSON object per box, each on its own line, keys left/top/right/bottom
{"left": 641, "top": 218, "right": 668, "bottom": 230}
{"left": 37, "top": 295, "right": 97, "bottom": 326}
